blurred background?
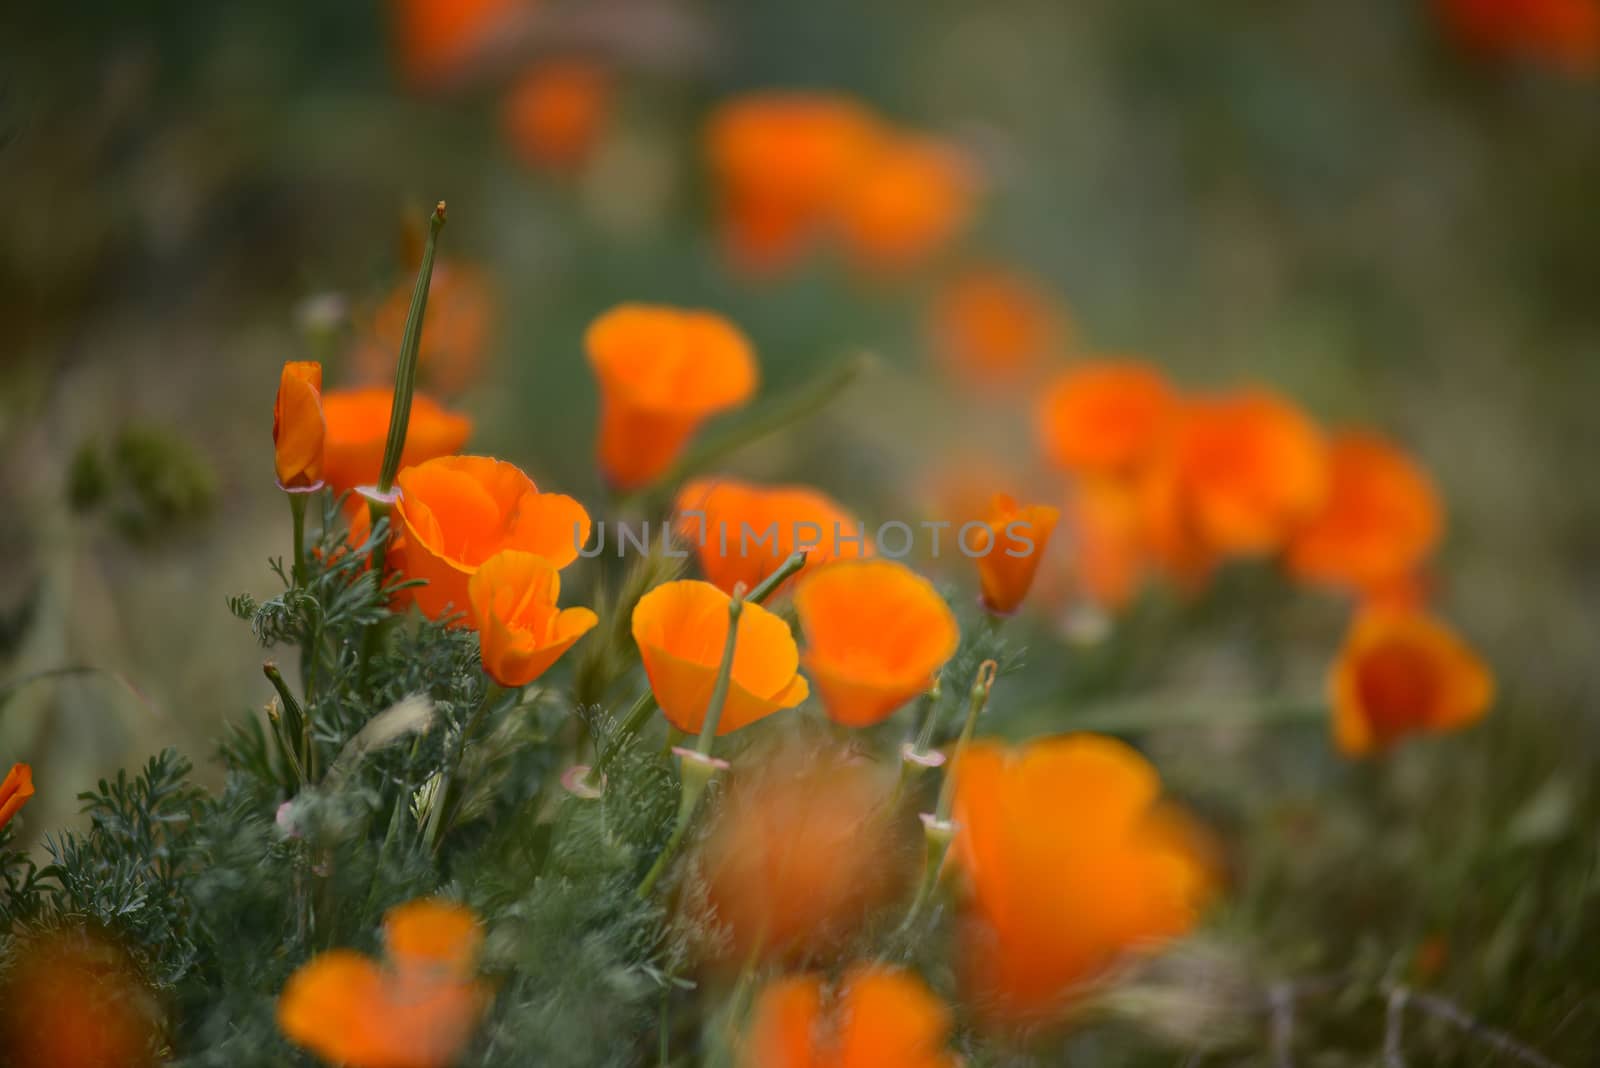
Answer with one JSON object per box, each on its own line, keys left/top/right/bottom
{"left": 3, "top": 0, "right": 1600, "bottom": 1055}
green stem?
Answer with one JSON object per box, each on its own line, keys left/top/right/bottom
{"left": 289, "top": 492, "right": 309, "bottom": 587}
{"left": 264, "top": 662, "right": 311, "bottom": 787}
{"left": 693, "top": 589, "right": 745, "bottom": 757}
{"left": 745, "top": 549, "right": 808, "bottom": 604}
{"left": 377, "top": 201, "right": 447, "bottom": 498}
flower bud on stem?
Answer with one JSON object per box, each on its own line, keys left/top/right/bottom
{"left": 265, "top": 661, "right": 315, "bottom": 785}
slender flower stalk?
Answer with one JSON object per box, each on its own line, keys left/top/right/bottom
{"left": 289, "top": 492, "right": 310, "bottom": 587}
{"left": 265, "top": 661, "right": 315, "bottom": 785}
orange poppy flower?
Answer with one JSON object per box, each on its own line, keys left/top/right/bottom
{"left": 1286, "top": 431, "right": 1443, "bottom": 597}
{"left": 1067, "top": 479, "right": 1152, "bottom": 610}
{"left": 969, "top": 493, "right": 1061, "bottom": 616}
{"left": 358, "top": 261, "right": 497, "bottom": 396}
{"left": 930, "top": 267, "right": 1070, "bottom": 387}
{"left": 502, "top": 60, "right": 612, "bottom": 173}
{"left": 393, "top": 455, "right": 590, "bottom": 623}
{"left": 632, "top": 580, "right": 809, "bottom": 735}
{"left": 1162, "top": 388, "right": 1328, "bottom": 556}
{"left": 793, "top": 560, "right": 959, "bottom": 727}
{"left": 467, "top": 550, "right": 598, "bottom": 687}
{"left": 274, "top": 361, "right": 325, "bottom": 490}
{"left": 684, "top": 742, "right": 912, "bottom": 966}
{"left": 0, "top": 762, "right": 34, "bottom": 832}
{"left": 835, "top": 134, "right": 978, "bottom": 275}
{"left": 1435, "top": 0, "right": 1600, "bottom": 74}
{"left": 1036, "top": 361, "right": 1177, "bottom": 478}
{"left": 322, "top": 387, "right": 473, "bottom": 496}
{"left": 705, "top": 92, "right": 883, "bottom": 273}
{"left": 0, "top": 927, "right": 160, "bottom": 1068}
{"left": 278, "top": 898, "right": 488, "bottom": 1068}
{"left": 741, "top": 965, "right": 958, "bottom": 1068}
{"left": 1329, "top": 609, "right": 1494, "bottom": 756}
{"left": 675, "top": 476, "right": 872, "bottom": 595}
{"left": 585, "top": 305, "right": 758, "bottom": 491}
{"left": 392, "top": 0, "right": 526, "bottom": 89}
{"left": 950, "top": 735, "right": 1214, "bottom": 1032}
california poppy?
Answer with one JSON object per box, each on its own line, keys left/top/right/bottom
{"left": 393, "top": 455, "right": 590, "bottom": 622}
{"left": 1036, "top": 361, "right": 1177, "bottom": 478}
{"left": 585, "top": 305, "right": 758, "bottom": 491}
{"left": 322, "top": 387, "right": 473, "bottom": 496}
{"left": 632, "top": 580, "right": 809, "bottom": 735}
{"left": 391, "top": 0, "right": 526, "bottom": 89}
{"left": 684, "top": 741, "right": 912, "bottom": 966}
{"left": 835, "top": 133, "right": 978, "bottom": 275}
{"left": 278, "top": 898, "right": 488, "bottom": 1068}
{"left": 1286, "top": 431, "right": 1443, "bottom": 598}
{"left": 675, "top": 476, "right": 872, "bottom": 595}
{"left": 969, "top": 493, "right": 1061, "bottom": 616}
{"left": 0, "top": 926, "right": 161, "bottom": 1068}
{"left": 1068, "top": 479, "right": 1152, "bottom": 611}
{"left": 705, "top": 92, "right": 882, "bottom": 274}
{"left": 950, "top": 735, "right": 1213, "bottom": 1032}
{"left": 0, "top": 762, "right": 33, "bottom": 832}
{"left": 740, "top": 965, "right": 958, "bottom": 1068}
{"left": 1329, "top": 609, "right": 1494, "bottom": 755}
{"left": 467, "top": 550, "right": 598, "bottom": 687}
{"left": 930, "top": 267, "right": 1070, "bottom": 388}
{"left": 793, "top": 560, "right": 959, "bottom": 727}
{"left": 358, "top": 261, "right": 497, "bottom": 396}
{"left": 502, "top": 60, "right": 612, "bottom": 173}
{"left": 274, "top": 361, "right": 325, "bottom": 490}
{"left": 1435, "top": 0, "right": 1600, "bottom": 74}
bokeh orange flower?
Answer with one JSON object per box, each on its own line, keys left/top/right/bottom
{"left": 393, "top": 455, "right": 590, "bottom": 622}
{"left": 467, "top": 550, "right": 598, "bottom": 687}
{"left": 502, "top": 60, "right": 612, "bottom": 173}
{"left": 1435, "top": 0, "right": 1600, "bottom": 74}
{"left": 274, "top": 360, "right": 325, "bottom": 489}
{"left": 1068, "top": 480, "right": 1152, "bottom": 610}
{"left": 675, "top": 476, "right": 872, "bottom": 595}
{"left": 585, "top": 305, "right": 758, "bottom": 491}
{"left": 950, "top": 735, "right": 1214, "bottom": 1032}
{"left": 392, "top": 0, "right": 525, "bottom": 89}
{"left": 1286, "top": 431, "right": 1443, "bottom": 598}
{"left": 705, "top": 92, "right": 883, "bottom": 274}
{"left": 358, "top": 261, "right": 497, "bottom": 396}
{"left": 1036, "top": 361, "right": 1177, "bottom": 479}
{"left": 1330, "top": 609, "right": 1494, "bottom": 755}
{"left": 970, "top": 493, "right": 1061, "bottom": 616}
{"left": 278, "top": 898, "right": 488, "bottom": 1068}
{"left": 0, "top": 926, "right": 161, "bottom": 1068}
{"left": 930, "top": 267, "right": 1070, "bottom": 388}
{"left": 0, "top": 762, "right": 34, "bottom": 832}
{"left": 835, "top": 133, "right": 978, "bottom": 275}
{"left": 322, "top": 387, "right": 473, "bottom": 496}
{"left": 793, "top": 560, "right": 959, "bottom": 727}
{"left": 632, "top": 580, "right": 809, "bottom": 735}
{"left": 740, "top": 965, "right": 958, "bottom": 1068}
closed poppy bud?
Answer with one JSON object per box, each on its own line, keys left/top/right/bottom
{"left": 1036, "top": 361, "right": 1177, "bottom": 478}
{"left": 1330, "top": 609, "right": 1494, "bottom": 756}
{"left": 273, "top": 361, "right": 325, "bottom": 490}
{"left": 675, "top": 476, "right": 872, "bottom": 596}
{"left": 0, "top": 762, "right": 34, "bottom": 832}
{"left": 467, "top": 550, "right": 598, "bottom": 687}
{"left": 793, "top": 560, "right": 959, "bottom": 727}
{"left": 835, "top": 133, "right": 978, "bottom": 275}
{"left": 502, "top": 60, "right": 612, "bottom": 173}
{"left": 1286, "top": 431, "right": 1443, "bottom": 597}
{"left": 930, "top": 266, "right": 1070, "bottom": 388}
{"left": 393, "top": 455, "right": 590, "bottom": 623}
{"left": 970, "top": 493, "right": 1061, "bottom": 616}
{"left": 585, "top": 305, "right": 758, "bottom": 491}
{"left": 950, "top": 735, "right": 1214, "bottom": 1033}
{"left": 322, "top": 387, "right": 473, "bottom": 496}
{"left": 740, "top": 965, "right": 958, "bottom": 1068}
{"left": 358, "top": 261, "right": 496, "bottom": 396}
{"left": 631, "top": 580, "right": 809, "bottom": 735}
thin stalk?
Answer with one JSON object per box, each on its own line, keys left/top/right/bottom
{"left": 264, "top": 662, "right": 311, "bottom": 787}
{"left": 289, "top": 492, "right": 309, "bottom": 586}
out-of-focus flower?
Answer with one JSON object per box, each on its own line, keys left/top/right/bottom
{"left": 1329, "top": 609, "right": 1494, "bottom": 755}
{"left": 684, "top": 742, "right": 912, "bottom": 966}
{"left": 278, "top": 898, "right": 489, "bottom": 1068}
{"left": 675, "top": 476, "right": 872, "bottom": 595}
{"left": 467, "top": 550, "right": 598, "bottom": 687}
{"left": 632, "top": 579, "right": 809, "bottom": 735}
{"left": 1435, "top": 0, "right": 1600, "bottom": 75}
{"left": 970, "top": 493, "right": 1061, "bottom": 616}
{"left": 392, "top": 0, "right": 527, "bottom": 89}
{"left": 740, "top": 965, "right": 958, "bottom": 1068}
{"left": 393, "top": 455, "right": 590, "bottom": 622}
{"left": 950, "top": 735, "right": 1214, "bottom": 1033}
{"left": 585, "top": 305, "right": 758, "bottom": 491}
{"left": 274, "top": 361, "right": 326, "bottom": 490}
{"left": 358, "top": 261, "right": 497, "bottom": 396}
{"left": 1286, "top": 431, "right": 1442, "bottom": 599}
{"left": 930, "top": 266, "right": 1070, "bottom": 388}
{"left": 793, "top": 560, "right": 959, "bottom": 727}
{"left": 502, "top": 60, "right": 613, "bottom": 173}
{"left": 1036, "top": 361, "right": 1177, "bottom": 479}
{"left": 322, "top": 387, "right": 473, "bottom": 496}
{"left": 835, "top": 133, "right": 978, "bottom": 275}
{"left": 705, "top": 92, "right": 883, "bottom": 274}
{"left": 0, "top": 762, "right": 34, "bottom": 832}
{"left": 1068, "top": 480, "right": 1151, "bottom": 611}
{"left": 0, "top": 926, "right": 161, "bottom": 1068}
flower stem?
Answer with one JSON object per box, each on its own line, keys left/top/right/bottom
{"left": 288, "top": 492, "right": 309, "bottom": 587}
{"left": 264, "top": 661, "right": 312, "bottom": 787}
